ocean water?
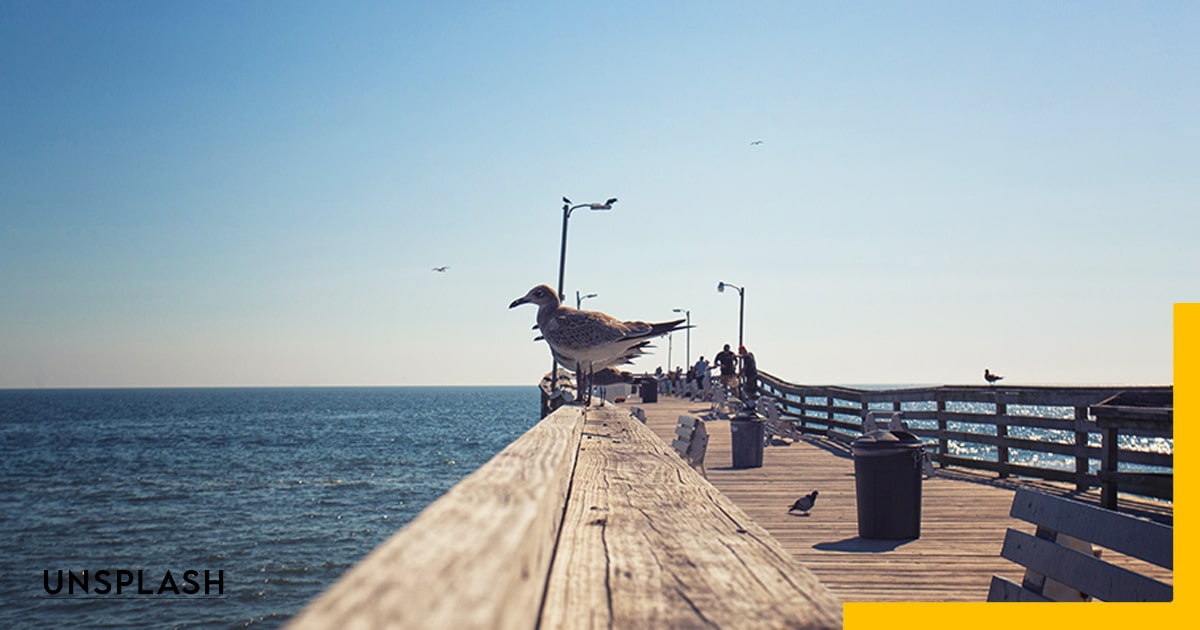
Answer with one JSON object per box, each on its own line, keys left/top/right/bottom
{"left": 0, "top": 387, "right": 538, "bottom": 629}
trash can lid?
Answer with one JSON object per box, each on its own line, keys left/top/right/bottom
{"left": 852, "top": 429, "right": 922, "bottom": 450}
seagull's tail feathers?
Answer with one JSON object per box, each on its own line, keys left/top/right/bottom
{"left": 624, "top": 318, "right": 688, "bottom": 340}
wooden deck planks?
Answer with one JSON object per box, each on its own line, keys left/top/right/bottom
{"left": 620, "top": 395, "right": 1173, "bottom": 603}
{"left": 542, "top": 406, "right": 843, "bottom": 629}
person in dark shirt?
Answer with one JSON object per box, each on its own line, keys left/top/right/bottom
{"left": 713, "top": 344, "right": 738, "bottom": 392}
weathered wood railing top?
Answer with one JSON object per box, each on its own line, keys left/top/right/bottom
{"left": 287, "top": 404, "right": 842, "bottom": 629}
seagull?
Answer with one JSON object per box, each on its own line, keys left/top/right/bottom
{"left": 509, "top": 284, "right": 687, "bottom": 406}
{"left": 984, "top": 369, "right": 1003, "bottom": 385}
{"left": 432, "top": 266, "right": 449, "bottom": 272}
{"left": 750, "top": 140, "right": 764, "bottom": 145}
{"left": 788, "top": 490, "right": 819, "bottom": 515}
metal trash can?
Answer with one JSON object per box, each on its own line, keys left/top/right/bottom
{"left": 851, "top": 429, "right": 924, "bottom": 539}
{"left": 730, "top": 416, "right": 765, "bottom": 468}
{"left": 640, "top": 377, "right": 658, "bottom": 403}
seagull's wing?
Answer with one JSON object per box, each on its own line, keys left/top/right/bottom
{"left": 542, "top": 310, "right": 627, "bottom": 347}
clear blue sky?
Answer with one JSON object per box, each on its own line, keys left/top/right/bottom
{"left": 2, "top": 1, "right": 1195, "bottom": 388}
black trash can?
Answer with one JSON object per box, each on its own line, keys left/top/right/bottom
{"left": 851, "top": 429, "right": 924, "bottom": 539}
{"left": 730, "top": 417, "right": 765, "bottom": 468}
{"left": 640, "top": 377, "right": 658, "bottom": 403}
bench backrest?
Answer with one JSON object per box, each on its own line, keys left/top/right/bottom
{"left": 988, "top": 488, "right": 1172, "bottom": 602}
{"left": 672, "top": 415, "right": 708, "bottom": 475}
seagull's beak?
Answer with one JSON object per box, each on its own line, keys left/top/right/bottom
{"left": 509, "top": 296, "right": 529, "bottom": 309}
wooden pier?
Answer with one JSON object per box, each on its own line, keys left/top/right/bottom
{"left": 288, "top": 403, "right": 843, "bottom": 629}
{"left": 616, "top": 394, "right": 1172, "bottom": 602}
{"left": 288, "top": 381, "right": 1174, "bottom": 628}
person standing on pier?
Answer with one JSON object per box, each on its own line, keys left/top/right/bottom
{"left": 739, "top": 345, "right": 758, "bottom": 401}
{"left": 714, "top": 344, "right": 738, "bottom": 392}
{"left": 694, "top": 356, "right": 710, "bottom": 398}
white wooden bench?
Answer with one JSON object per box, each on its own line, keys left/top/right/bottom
{"left": 988, "top": 488, "right": 1172, "bottom": 602}
{"left": 706, "top": 384, "right": 744, "bottom": 419}
{"left": 672, "top": 415, "right": 708, "bottom": 478}
{"left": 759, "top": 396, "right": 799, "bottom": 442}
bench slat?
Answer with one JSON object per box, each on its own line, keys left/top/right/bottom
{"left": 1000, "top": 529, "right": 1172, "bottom": 602}
{"left": 987, "top": 576, "right": 1053, "bottom": 602}
{"left": 1009, "top": 488, "right": 1172, "bottom": 569}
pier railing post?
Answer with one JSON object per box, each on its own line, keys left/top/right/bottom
{"left": 1074, "top": 405, "right": 1090, "bottom": 492}
{"left": 936, "top": 390, "right": 947, "bottom": 468}
{"left": 1101, "top": 425, "right": 1120, "bottom": 509}
{"left": 996, "top": 397, "right": 1010, "bottom": 479}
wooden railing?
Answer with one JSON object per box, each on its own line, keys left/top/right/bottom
{"left": 288, "top": 404, "right": 842, "bottom": 628}
{"left": 757, "top": 372, "right": 1172, "bottom": 505}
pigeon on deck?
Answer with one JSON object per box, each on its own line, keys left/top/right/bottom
{"left": 509, "top": 284, "right": 687, "bottom": 405}
{"left": 788, "top": 490, "right": 819, "bottom": 515}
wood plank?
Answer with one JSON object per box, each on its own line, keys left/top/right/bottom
{"left": 541, "top": 406, "right": 843, "bottom": 628}
{"left": 287, "top": 405, "right": 584, "bottom": 629}
{"left": 1009, "top": 488, "right": 1173, "bottom": 568}
{"left": 999, "top": 529, "right": 1172, "bottom": 602}
{"left": 617, "top": 395, "right": 1173, "bottom": 603}
{"left": 987, "top": 576, "right": 1053, "bottom": 602}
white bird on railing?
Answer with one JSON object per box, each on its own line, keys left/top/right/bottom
{"left": 863, "top": 412, "right": 878, "bottom": 433}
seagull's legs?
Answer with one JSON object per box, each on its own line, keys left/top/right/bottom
{"left": 574, "top": 361, "right": 587, "bottom": 406}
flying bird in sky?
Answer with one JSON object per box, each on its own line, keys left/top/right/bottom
{"left": 432, "top": 266, "right": 449, "bottom": 272}
{"left": 750, "top": 140, "right": 764, "bottom": 145}
{"left": 788, "top": 490, "right": 819, "bottom": 515}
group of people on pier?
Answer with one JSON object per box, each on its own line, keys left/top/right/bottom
{"left": 655, "top": 343, "right": 757, "bottom": 402}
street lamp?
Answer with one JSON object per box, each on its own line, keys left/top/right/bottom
{"left": 667, "top": 332, "right": 673, "bottom": 374}
{"left": 672, "top": 308, "right": 691, "bottom": 367}
{"left": 550, "top": 197, "right": 615, "bottom": 401}
{"left": 557, "top": 196, "right": 617, "bottom": 300}
{"left": 576, "top": 292, "right": 598, "bottom": 309}
{"left": 717, "top": 281, "right": 745, "bottom": 348}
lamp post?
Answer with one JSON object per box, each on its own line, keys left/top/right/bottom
{"left": 557, "top": 197, "right": 617, "bottom": 301}
{"left": 717, "top": 281, "right": 745, "bottom": 348}
{"left": 667, "top": 332, "right": 673, "bottom": 374}
{"left": 672, "top": 308, "right": 691, "bottom": 367}
{"left": 550, "top": 197, "right": 616, "bottom": 401}
{"left": 576, "top": 292, "right": 598, "bottom": 309}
